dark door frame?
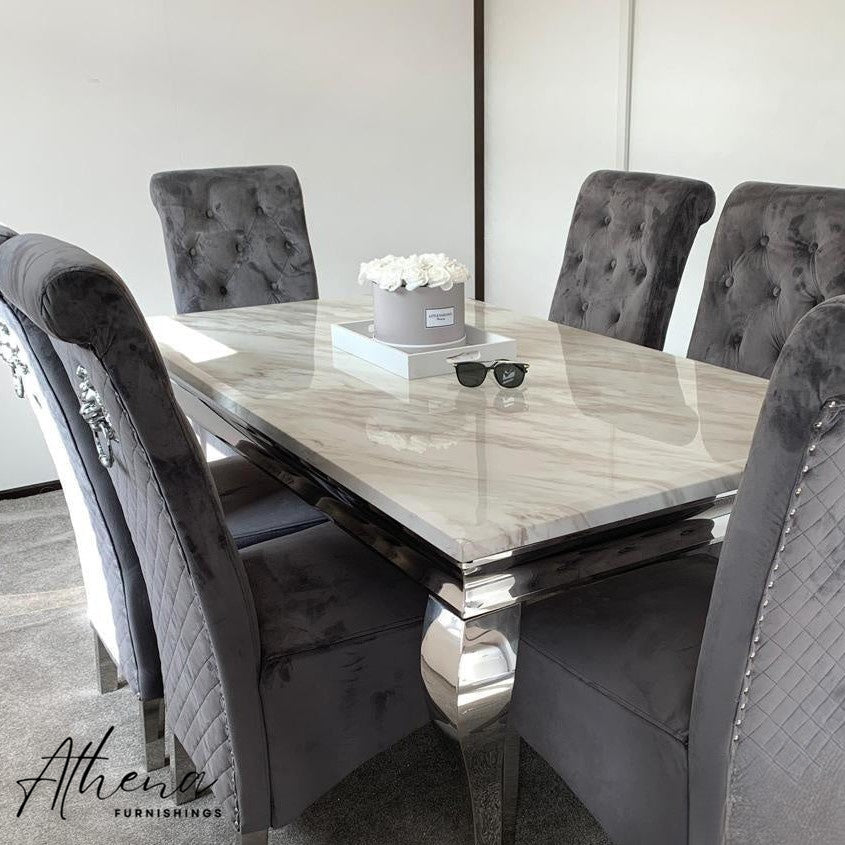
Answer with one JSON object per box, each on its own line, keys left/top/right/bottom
{"left": 474, "top": 0, "right": 485, "bottom": 301}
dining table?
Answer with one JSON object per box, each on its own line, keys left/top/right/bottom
{"left": 152, "top": 297, "right": 770, "bottom": 845}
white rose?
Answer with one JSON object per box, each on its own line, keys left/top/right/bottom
{"left": 379, "top": 263, "right": 404, "bottom": 291}
{"left": 358, "top": 259, "right": 375, "bottom": 285}
{"left": 426, "top": 264, "right": 451, "bottom": 287}
{"left": 402, "top": 255, "right": 427, "bottom": 290}
{"left": 418, "top": 253, "right": 450, "bottom": 289}
{"left": 445, "top": 258, "right": 470, "bottom": 286}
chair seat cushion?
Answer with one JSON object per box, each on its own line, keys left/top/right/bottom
{"left": 512, "top": 552, "right": 718, "bottom": 845}
{"left": 241, "top": 521, "right": 428, "bottom": 659}
{"left": 210, "top": 455, "right": 326, "bottom": 549}
{"left": 240, "top": 523, "right": 430, "bottom": 827}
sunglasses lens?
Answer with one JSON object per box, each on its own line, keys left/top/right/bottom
{"left": 455, "top": 362, "right": 487, "bottom": 387}
{"left": 494, "top": 363, "right": 525, "bottom": 388}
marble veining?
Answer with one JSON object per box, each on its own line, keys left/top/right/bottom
{"left": 151, "top": 299, "right": 769, "bottom": 563}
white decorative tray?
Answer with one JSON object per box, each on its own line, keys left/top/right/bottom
{"left": 330, "top": 320, "right": 517, "bottom": 380}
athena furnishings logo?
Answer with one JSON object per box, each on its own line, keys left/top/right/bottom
{"left": 15, "top": 726, "right": 221, "bottom": 821}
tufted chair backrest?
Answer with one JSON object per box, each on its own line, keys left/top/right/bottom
{"left": 150, "top": 165, "right": 318, "bottom": 314}
{"left": 549, "top": 170, "right": 715, "bottom": 349}
{"left": 0, "top": 234, "right": 270, "bottom": 832}
{"left": 690, "top": 297, "right": 845, "bottom": 844}
{"left": 687, "top": 181, "right": 845, "bottom": 378}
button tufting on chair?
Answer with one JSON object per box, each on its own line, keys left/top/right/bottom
{"left": 189, "top": 247, "right": 197, "bottom": 257}
{"left": 725, "top": 276, "right": 734, "bottom": 288}
{"left": 581, "top": 302, "right": 589, "bottom": 312}
{"left": 549, "top": 170, "right": 715, "bottom": 350}
{"left": 688, "top": 181, "right": 845, "bottom": 378}
{"left": 150, "top": 166, "right": 319, "bottom": 314}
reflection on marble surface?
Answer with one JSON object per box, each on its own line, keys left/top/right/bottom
{"left": 153, "top": 298, "right": 769, "bottom": 563}
{"left": 561, "top": 330, "right": 698, "bottom": 446}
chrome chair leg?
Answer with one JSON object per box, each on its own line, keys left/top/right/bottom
{"left": 236, "top": 831, "right": 269, "bottom": 845}
{"left": 167, "top": 731, "right": 199, "bottom": 805}
{"left": 140, "top": 698, "right": 166, "bottom": 771}
{"left": 92, "top": 626, "right": 119, "bottom": 694}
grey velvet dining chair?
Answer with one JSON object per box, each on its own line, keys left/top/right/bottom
{"left": 688, "top": 180, "right": 845, "bottom": 378}
{"left": 0, "top": 228, "right": 326, "bottom": 773}
{"left": 549, "top": 169, "right": 716, "bottom": 349}
{"left": 510, "top": 296, "right": 845, "bottom": 844}
{"left": 150, "top": 165, "right": 318, "bottom": 314}
{"left": 0, "top": 232, "right": 431, "bottom": 843}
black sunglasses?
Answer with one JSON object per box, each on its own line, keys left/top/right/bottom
{"left": 450, "top": 359, "right": 529, "bottom": 388}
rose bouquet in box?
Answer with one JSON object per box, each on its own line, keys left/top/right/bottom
{"left": 358, "top": 254, "right": 470, "bottom": 350}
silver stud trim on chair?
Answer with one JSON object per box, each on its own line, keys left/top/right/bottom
{"left": 731, "top": 397, "right": 844, "bottom": 744}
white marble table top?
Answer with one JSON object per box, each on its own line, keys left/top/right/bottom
{"left": 152, "top": 299, "right": 769, "bottom": 563}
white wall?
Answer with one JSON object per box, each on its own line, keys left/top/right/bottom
{"left": 485, "top": 0, "right": 622, "bottom": 317}
{"left": 0, "top": 0, "right": 473, "bottom": 490}
{"left": 486, "top": 0, "right": 845, "bottom": 353}
{"left": 631, "top": 0, "right": 845, "bottom": 353}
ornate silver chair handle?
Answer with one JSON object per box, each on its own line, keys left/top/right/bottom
{"left": 76, "top": 365, "right": 119, "bottom": 467}
{"left": 0, "top": 322, "right": 29, "bottom": 399}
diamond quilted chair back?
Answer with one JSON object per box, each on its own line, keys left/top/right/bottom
{"left": 690, "top": 295, "right": 845, "bottom": 844}
{"left": 150, "top": 165, "right": 318, "bottom": 314}
{"left": 0, "top": 226, "right": 162, "bottom": 703}
{"left": 0, "top": 234, "right": 271, "bottom": 833}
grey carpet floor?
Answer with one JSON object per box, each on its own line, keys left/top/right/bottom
{"left": 0, "top": 491, "right": 611, "bottom": 845}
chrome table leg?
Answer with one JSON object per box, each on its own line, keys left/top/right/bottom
{"left": 421, "top": 597, "right": 521, "bottom": 845}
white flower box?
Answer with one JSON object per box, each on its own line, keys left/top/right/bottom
{"left": 372, "top": 283, "right": 466, "bottom": 349}
{"left": 359, "top": 253, "right": 470, "bottom": 350}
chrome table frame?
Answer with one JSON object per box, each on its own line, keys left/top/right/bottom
{"left": 173, "top": 379, "right": 733, "bottom": 845}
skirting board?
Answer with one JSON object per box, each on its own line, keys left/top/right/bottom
{"left": 0, "top": 479, "right": 61, "bottom": 501}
